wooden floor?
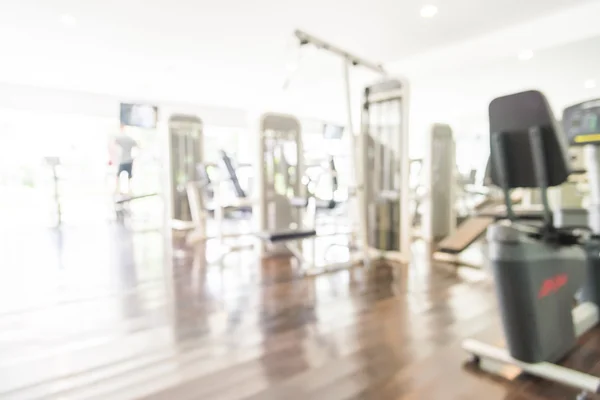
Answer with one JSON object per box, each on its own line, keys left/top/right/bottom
{"left": 0, "top": 225, "right": 599, "bottom": 399}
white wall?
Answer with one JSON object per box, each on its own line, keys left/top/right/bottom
{"left": 0, "top": 82, "right": 249, "bottom": 128}
{"left": 388, "top": 1, "right": 600, "bottom": 162}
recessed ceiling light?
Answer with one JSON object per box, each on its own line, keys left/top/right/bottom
{"left": 584, "top": 79, "right": 597, "bottom": 89}
{"left": 518, "top": 49, "right": 534, "bottom": 61}
{"left": 420, "top": 5, "right": 438, "bottom": 18}
{"left": 60, "top": 14, "right": 77, "bottom": 26}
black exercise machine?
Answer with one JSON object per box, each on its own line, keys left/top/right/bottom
{"left": 463, "top": 90, "right": 600, "bottom": 399}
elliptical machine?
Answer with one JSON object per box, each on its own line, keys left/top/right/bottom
{"left": 463, "top": 91, "right": 600, "bottom": 399}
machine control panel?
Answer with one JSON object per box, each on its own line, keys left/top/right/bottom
{"left": 563, "top": 99, "right": 600, "bottom": 145}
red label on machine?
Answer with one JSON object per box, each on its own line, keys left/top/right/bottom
{"left": 538, "top": 274, "right": 568, "bottom": 298}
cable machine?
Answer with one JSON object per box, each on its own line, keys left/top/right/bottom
{"left": 167, "top": 114, "right": 204, "bottom": 231}
{"left": 361, "top": 80, "right": 411, "bottom": 263}
{"left": 422, "top": 124, "right": 456, "bottom": 242}
{"left": 294, "top": 30, "right": 412, "bottom": 266}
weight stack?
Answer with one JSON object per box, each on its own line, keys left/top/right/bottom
{"left": 368, "top": 200, "right": 401, "bottom": 251}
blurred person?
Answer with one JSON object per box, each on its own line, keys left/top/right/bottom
{"left": 110, "top": 126, "right": 138, "bottom": 196}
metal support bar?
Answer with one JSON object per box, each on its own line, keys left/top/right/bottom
{"left": 51, "top": 164, "right": 61, "bottom": 228}
{"left": 584, "top": 145, "right": 600, "bottom": 234}
{"left": 491, "top": 132, "right": 516, "bottom": 221}
{"left": 529, "top": 126, "right": 553, "bottom": 228}
{"left": 294, "top": 30, "right": 387, "bottom": 75}
{"left": 343, "top": 59, "right": 370, "bottom": 268}
{"left": 465, "top": 302, "right": 600, "bottom": 395}
{"left": 463, "top": 339, "right": 600, "bottom": 394}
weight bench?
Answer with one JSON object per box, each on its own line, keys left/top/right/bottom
{"left": 289, "top": 197, "right": 337, "bottom": 210}
{"left": 434, "top": 206, "right": 588, "bottom": 268}
{"left": 255, "top": 228, "right": 317, "bottom": 271}
{"left": 255, "top": 194, "right": 322, "bottom": 272}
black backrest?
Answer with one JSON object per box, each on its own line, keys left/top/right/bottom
{"left": 219, "top": 150, "right": 247, "bottom": 198}
{"left": 196, "top": 163, "right": 214, "bottom": 198}
{"left": 328, "top": 156, "right": 339, "bottom": 191}
{"left": 488, "top": 90, "right": 570, "bottom": 189}
{"left": 196, "top": 163, "right": 211, "bottom": 184}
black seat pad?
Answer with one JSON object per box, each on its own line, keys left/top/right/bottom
{"left": 256, "top": 229, "right": 317, "bottom": 242}
{"left": 316, "top": 199, "right": 337, "bottom": 210}
{"left": 223, "top": 205, "right": 252, "bottom": 213}
{"left": 290, "top": 197, "right": 337, "bottom": 210}
{"left": 290, "top": 197, "right": 309, "bottom": 208}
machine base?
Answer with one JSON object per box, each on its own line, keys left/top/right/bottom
{"left": 463, "top": 339, "right": 600, "bottom": 395}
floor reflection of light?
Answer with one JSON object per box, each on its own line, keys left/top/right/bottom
{"left": 314, "top": 275, "right": 333, "bottom": 297}
{"left": 0, "top": 224, "right": 170, "bottom": 335}
{"left": 205, "top": 267, "right": 225, "bottom": 298}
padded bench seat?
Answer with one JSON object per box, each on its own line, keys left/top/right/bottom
{"left": 290, "top": 197, "right": 337, "bottom": 210}
{"left": 256, "top": 229, "right": 317, "bottom": 242}
{"left": 290, "top": 197, "right": 309, "bottom": 208}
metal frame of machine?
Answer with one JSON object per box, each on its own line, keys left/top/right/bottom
{"left": 166, "top": 114, "right": 204, "bottom": 232}
{"left": 422, "top": 123, "right": 456, "bottom": 243}
{"left": 166, "top": 114, "right": 253, "bottom": 260}
{"left": 253, "top": 112, "right": 365, "bottom": 276}
{"left": 253, "top": 113, "right": 306, "bottom": 255}
{"left": 360, "top": 79, "right": 412, "bottom": 264}
{"left": 294, "top": 30, "right": 412, "bottom": 268}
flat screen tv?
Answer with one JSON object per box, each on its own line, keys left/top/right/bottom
{"left": 323, "top": 124, "right": 344, "bottom": 139}
{"left": 120, "top": 103, "right": 158, "bottom": 129}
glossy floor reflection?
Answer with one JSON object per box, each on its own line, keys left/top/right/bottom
{"left": 0, "top": 225, "right": 598, "bottom": 399}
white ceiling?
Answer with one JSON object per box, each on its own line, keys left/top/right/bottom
{"left": 410, "top": 35, "right": 600, "bottom": 114}
{"left": 389, "top": 0, "right": 600, "bottom": 143}
{"left": 0, "top": 0, "right": 597, "bottom": 119}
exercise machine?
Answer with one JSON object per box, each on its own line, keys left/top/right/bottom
{"left": 303, "top": 154, "right": 339, "bottom": 210}
{"left": 253, "top": 112, "right": 368, "bottom": 275}
{"left": 436, "top": 167, "right": 584, "bottom": 267}
{"left": 252, "top": 113, "right": 317, "bottom": 267}
{"left": 434, "top": 158, "right": 542, "bottom": 268}
{"left": 433, "top": 208, "right": 495, "bottom": 268}
{"left": 294, "top": 30, "right": 411, "bottom": 270}
{"left": 361, "top": 79, "right": 412, "bottom": 264}
{"left": 421, "top": 124, "right": 456, "bottom": 242}
{"left": 463, "top": 91, "right": 600, "bottom": 399}
{"left": 165, "top": 116, "right": 255, "bottom": 253}
{"left": 167, "top": 114, "right": 204, "bottom": 231}
{"left": 253, "top": 113, "right": 305, "bottom": 244}
{"left": 423, "top": 124, "right": 495, "bottom": 268}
